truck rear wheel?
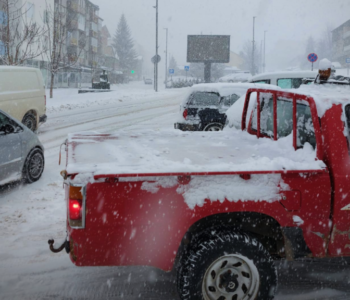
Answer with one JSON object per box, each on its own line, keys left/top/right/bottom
{"left": 177, "top": 230, "right": 277, "bottom": 300}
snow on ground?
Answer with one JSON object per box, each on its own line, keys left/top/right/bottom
{"left": 1, "top": 81, "right": 350, "bottom": 299}
{"left": 0, "top": 82, "right": 188, "bottom": 298}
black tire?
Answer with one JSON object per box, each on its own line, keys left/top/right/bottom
{"left": 204, "top": 123, "right": 223, "bottom": 131}
{"left": 23, "top": 148, "right": 45, "bottom": 183}
{"left": 177, "top": 230, "right": 277, "bottom": 300}
{"left": 22, "top": 113, "right": 37, "bottom": 131}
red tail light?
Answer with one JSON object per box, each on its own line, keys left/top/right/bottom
{"left": 69, "top": 186, "right": 83, "bottom": 222}
{"left": 183, "top": 108, "right": 188, "bottom": 120}
{"left": 44, "top": 95, "right": 46, "bottom": 106}
{"left": 69, "top": 199, "right": 82, "bottom": 220}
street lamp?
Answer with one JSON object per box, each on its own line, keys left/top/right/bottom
{"left": 153, "top": 0, "right": 159, "bottom": 92}
{"left": 252, "top": 16, "right": 256, "bottom": 76}
{"left": 264, "top": 30, "right": 267, "bottom": 73}
{"left": 163, "top": 28, "right": 168, "bottom": 88}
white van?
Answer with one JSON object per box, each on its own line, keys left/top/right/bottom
{"left": 0, "top": 66, "right": 46, "bottom": 131}
{"left": 249, "top": 71, "right": 318, "bottom": 89}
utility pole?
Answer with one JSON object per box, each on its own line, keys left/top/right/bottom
{"left": 252, "top": 16, "right": 256, "bottom": 76}
{"left": 155, "top": 0, "right": 158, "bottom": 92}
{"left": 164, "top": 27, "right": 168, "bottom": 88}
{"left": 263, "top": 30, "right": 267, "bottom": 73}
{"left": 260, "top": 40, "right": 263, "bottom": 73}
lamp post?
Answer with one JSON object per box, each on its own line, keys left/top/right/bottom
{"left": 153, "top": 0, "right": 159, "bottom": 92}
{"left": 164, "top": 28, "right": 168, "bottom": 88}
{"left": 252, "top": 16, "right": 256, "bottom": 76}
{"left": 264, "top": 30, "right": 267, "bottom": 73}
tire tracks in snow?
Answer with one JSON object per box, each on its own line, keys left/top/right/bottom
{"left": 41, "top": 105, "right": 178, "bottom": 155}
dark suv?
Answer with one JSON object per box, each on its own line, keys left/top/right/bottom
{"left": 174, "top": 83, "right": 255, "bottom": 131}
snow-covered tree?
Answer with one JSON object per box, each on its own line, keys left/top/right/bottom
{"left": 316, "top": 25, "right": 333, "bottom": 63}
{"left": 169, "top": 55, "right": 177, "bottom": 71}
{"left": 112, "top": 14, "right": 137, "bottom": 72}
{"left": 239, "top": 40, "right": 261, "bottom": 75}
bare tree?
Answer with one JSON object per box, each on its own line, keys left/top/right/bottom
{"left": 43, "top": 1, "right": 84, "bottom": 98}
{"left": 239, "top": 40, "right": 261, "bottom": 74}
{"left": 0, "top": 0, "right": 47, "bottom": 65}
{"left": 317, "top": 24, "right": 333, "bottom": 63}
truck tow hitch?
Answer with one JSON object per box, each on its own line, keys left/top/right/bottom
{"left": 48, "top": 239, "right": 70, "bottom": 254}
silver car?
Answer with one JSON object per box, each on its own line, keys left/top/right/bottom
{"left": 0, "top": 110, "right": 44, "bottom": 185}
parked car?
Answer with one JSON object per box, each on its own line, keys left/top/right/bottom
{"left": 144, "top": 78, "right": 153, "bottom": 85}
{"left": 218, "top": 71, "right": 252, "bottom": 83}
{"left": 49, "top": 76, "right": 350, "bottom": 300}
{"left": 249, "top": 70, "right": 318, "bottom": 89}
{"left": 0, "top": 109, "right": 45, "bottom": 185}
{"left": 174, "top": 83, "right": 274, "bottom": 131}
{"left": 0, "top": 66, "right": 47, "bottom": 131}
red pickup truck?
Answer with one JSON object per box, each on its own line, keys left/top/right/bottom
{"left": 50, "top": 83, "right": 350, "bottom": 300}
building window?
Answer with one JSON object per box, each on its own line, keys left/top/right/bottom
{"left": 0, "top": 10, "right": 7, "bottom": 25}
{"left": 0, "top": 41, "right": 5, "bottom": 56}
{"left": 43, "top": 10, "right": 50, "bottom": 24}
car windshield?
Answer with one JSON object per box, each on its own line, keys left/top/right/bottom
{"left": 1, "top": 1, "right": 350, "bottom": 299}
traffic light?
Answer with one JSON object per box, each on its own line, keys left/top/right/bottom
{"left": 131, "top": 70, "right": 135, "bottom": 74}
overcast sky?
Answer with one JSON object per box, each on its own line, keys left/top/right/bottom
{"left": 97, "top": 0, "right": 350, "bottom": 75}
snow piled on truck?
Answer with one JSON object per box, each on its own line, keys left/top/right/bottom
{"left": 66, "top": 129, "right": 325, "bottom": 177}
{"left": 297, "top": 84, "right": 350, "bottom": 117}
{"left": 141, "top": 174, "right": 289, "bottom": 209}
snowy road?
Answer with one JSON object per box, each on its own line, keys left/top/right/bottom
{"left": 1, "top": 82, "right": 350, "bottom": 300}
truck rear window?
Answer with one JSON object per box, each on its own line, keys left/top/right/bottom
{"left": 189, "top": 92, "right": 220, "bottom": 106}
{"left": 251, "top": 95, "right": 316, "bottom": 149}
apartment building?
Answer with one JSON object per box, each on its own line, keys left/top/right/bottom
{"left": 0, "top": 0, "right": 121, "bottom": 88}
{"left": 332, "top": 19, "right": 350, "bottom": 67}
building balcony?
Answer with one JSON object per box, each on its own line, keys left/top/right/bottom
{"left": 68, "top": 20, "right": 78, "bottom": 30}
{"left": 68, "top": 1, "right": 85, "bottom": 14}
{"left": 90, "top": 30, "right": 98, "bottom": 38}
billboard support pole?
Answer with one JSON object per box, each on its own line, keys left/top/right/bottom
{"left": 204, "top": 62, "right": 211, "bottom": 83}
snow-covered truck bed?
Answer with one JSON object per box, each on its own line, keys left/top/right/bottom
{"left": 52, "top": 83, "right": 350, "bottom": 300}
{"left": 66, "top": 129, "right": 324, "bottom": 177}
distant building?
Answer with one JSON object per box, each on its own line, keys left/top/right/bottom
{"left": 332, "top": 19, "right": 350, "bottom": 67}
{"left": 0, "top": 0, "right": 117, "bottom": 88}
{"left": 226, "top": 51, "right": 245, "bottom": 69}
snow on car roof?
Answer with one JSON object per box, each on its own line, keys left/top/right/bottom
{"left": 66, "top": 129, "right": 325, "bottom": 178}
{"left": 189, "top": 82, "right": 279, "bottom": 97}
{"left": 0, "top": 66, "right": 41, "bottom": 72}
{"left": 250, "top": 70, "right": 318, "bottom": 82}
